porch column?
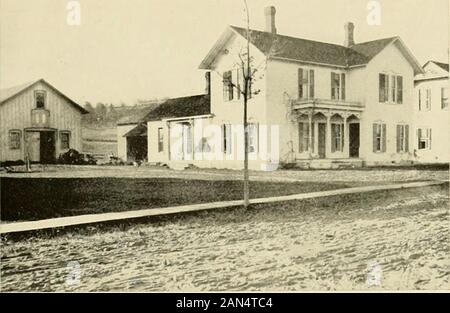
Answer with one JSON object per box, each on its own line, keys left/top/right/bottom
{"left": 191, "top": 119, "right": 195, "bottom": 161}
{"left": 325, "top": 112, "right": 332, "bottom": 158}
{"left": 308, "top": 113, "right": 313, "bottom": 157}
{"left": 167, "top": 122, "right": 171, "bottom": 161}
{"left": 343, "top": 113, "right": 350, "bottom": 158}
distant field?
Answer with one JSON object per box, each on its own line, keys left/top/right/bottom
{"left": 81, "top": 127, "right": 117, "bottom": 156}
{"left": 82, "top": 127, "right": 117, "bottom": 142}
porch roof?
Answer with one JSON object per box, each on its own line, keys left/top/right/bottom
{"left": 123, "top": 123, "right": 147, "bottom": 137}
{"left": 292, "top": 98, "right": 364, "bottom": 113}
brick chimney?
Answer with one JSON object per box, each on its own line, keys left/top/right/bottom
{"left": 205, "top": 72, "right": 211, "bottom": 95}
{"left": 265, "top": 6, "right": 277, "bottom": 34}
{"left": 344, "top": 22, "right": 355, "bottom": 47}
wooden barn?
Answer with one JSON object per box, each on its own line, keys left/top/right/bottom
{"left": 0, "top": 79, "right": 88, "bottom": 163}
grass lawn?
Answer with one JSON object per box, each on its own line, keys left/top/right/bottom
{"left": 1, "top": 178, "right": 349, "bottom": 221}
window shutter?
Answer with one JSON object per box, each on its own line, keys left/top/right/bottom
{"left": 221, "top": 124, "right": 226, "bottom": 153}
{"left": 341, "top": 73, "right": 346, "bottom": 100}
{"left": 382, "top": 124, "right": 387, "bottom": 152}
{"left": 298, "top": 68, "right": 303, "bottom": 99}
{"left": 372, "top": 124, "right": 377, "bottom": 152}
{"left": 396, "top": 125, "right": 401, "bottom": 153}
{"left": 397, "top": 76, "right": 403, "bottom": 104}
{"left": 429, "top": 128, "right": 432, "bottom": 149}
{"left": 379, "top": 74, "right": 385, "bottom": 103}
{"left": 331, "top": 72, "right": 335, "bottom": 100}
{"left": 405, "top": 125, "right": 409, "bottom": 152}
{"left": 418, "top": 90, "right": 421, "bottom": 110}
{"left": 309, "top": 70, "right": 315, "bottom": 99}
{"left": 417, "top": 128, "right": 421, "bottom": 149}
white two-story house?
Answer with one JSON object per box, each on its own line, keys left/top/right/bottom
{"left": 413, "top": 61, "right": 449, "bottom": 163}
{"left": 139, "top": 6, "right": 425, "bottom": 170}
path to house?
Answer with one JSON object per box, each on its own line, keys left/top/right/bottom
{"left": 0, "top": 180, "right": 445, "bottom": 235}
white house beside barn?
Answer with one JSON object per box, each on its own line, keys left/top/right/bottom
{"left": 120, "top": 7, "right": 449, "bottom": 170}
{"left": 0, "top": 79, "right": 88, "bottom": 163}
{"left": 413, "top": 61, "right": 449, "bottom": 163}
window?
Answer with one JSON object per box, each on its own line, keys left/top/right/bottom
{"left": 298, "top": 68, "right": 315, "bottom": 99}
{"left": 9, "top": 130, "right": 21, "bottom": 150}
{"left": 379, "top": 74, "right": 402, "bottom": 104}
{"left": 222, "top": 124, "right": 232, "bottom": 155}
{"left": 396, "top": 125, "right": 409, "bottom": 153}
{"left": 373, "top": 123, "right": 386, "bottom": 153}
{"left": 425, "top": 89, "right": 431, "bottom": 110}
{"left": 158, "top": 128, "right": 164, "bottom": 152}
{"left": 331, "top": 72, "right": 345, "bottom": 100}
{"left": 331, "top": 123, "right": 344, "bottom": 152}
{"left": 441, "top": 87, "right": 449, "bottom": 110}
{"left": 379, "top": 74, "right": 389, "bottom": 102}
{"left": 35, "top": 91, "right": 46, "bottom": 108}
{"left": 60, "top": 131, "right": 70, "bottom": 150}
{"left": 418, "top": 128, "right": 432, "bottom": 150}
{"left": 223, "top": 71, "right": 234, "bottom": 101}
{"left": 298, "top": 122, "right": 313, "bottom": 153}
{"left": 247, "top": 123, "right": 258, "bottom": 153}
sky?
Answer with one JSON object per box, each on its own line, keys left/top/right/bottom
{"left": 0, "top": 0, "right": 448, "bottom": 105}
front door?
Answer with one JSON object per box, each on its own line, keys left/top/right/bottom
{"left": 40, "top": 131, "right": 56, "bottom": 163}
{"left": 318, "top": 123, "right": 326, "bottom": 158}
{"left": 349, "top": 123, "right": 360, "bottom": 158}
{"left": 182, "top": 124, "right": 193, "bottom": 160}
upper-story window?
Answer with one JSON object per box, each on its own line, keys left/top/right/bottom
{"left": 298, "top": 68, "right": 314, "bottom": 99}
{"left": 223, "top": 71, "right": 234, "bottom": 102}
{"left": 331, "top": 72, "right": 345, "bottom": 101}
{"left": 379, "top": 73, "right": 403, "bottom": 104}
{"left": 441, "top": 87, "right": 449, "bottom": 110}
{"left": 35, "top": 90, "right": 46, "bottom": 108}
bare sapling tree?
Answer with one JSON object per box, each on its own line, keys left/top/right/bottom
{"left": 212, "top": 1, "right": 285, "bottom": 209}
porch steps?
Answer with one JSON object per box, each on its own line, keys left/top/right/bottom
{"left": 294, "top": 158, "right": 364, "bottom": 169}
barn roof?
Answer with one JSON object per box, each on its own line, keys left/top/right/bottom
{"left": 0, "top": 78, "right": 88, "bottom": 114}
{"left": 144, "top": 94, "right": 211, "bottom": 122}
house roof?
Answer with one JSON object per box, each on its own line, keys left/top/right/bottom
{"left": 200, "top": 26, "right": 424, "bottom": 74}
{"left": 123, "top": 123, "right": 147, "bottom": 137}
{"left": 0, "top": 78, "right": 88, "bottom": 114}
{"left": 424, "top": 60, "right": 449, "bottom": 72}
{"left": 117, "top": 103, "right": 162, "bottom": 125}
{"left": 143, "top": 94, "right": 211, "bottom": 122}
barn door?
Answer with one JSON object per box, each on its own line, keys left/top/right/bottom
{"left": 25, "top": 132, "right": 40, "bottom": 162}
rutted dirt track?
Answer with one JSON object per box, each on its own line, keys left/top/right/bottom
{"left": 1, "top": 185, "right": 448, "bottom": 291}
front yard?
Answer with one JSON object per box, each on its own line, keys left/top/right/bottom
{"left": 1, "top": 177, "right": 350, "bottom": 221}
{"left": 1, "top": 184, "right": 448, "bottom": 291}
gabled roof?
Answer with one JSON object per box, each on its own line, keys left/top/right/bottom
{"left": 423, "top": 60, "right": 449, "bottom": 72}
{"left": 0, "top": 78, "right": 88, "bottom": 114}
{"left": 144, "top": 94, "right": 211, "bottom": 122}
{"left": 199, "top": 26, "right": 424, "bottom": 75}
{"left": 123, "top": 123, "right": 147, "bottom": 137}
{"left": 117, "top": 103, "right": 162, "bottom": 126}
